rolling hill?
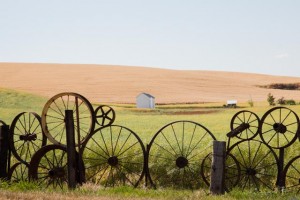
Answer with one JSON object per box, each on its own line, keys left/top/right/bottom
{"left": 1, "top": 62, "right": 300, "bottom": 104}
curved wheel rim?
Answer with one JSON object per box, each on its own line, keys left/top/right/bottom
{"left": 8, "top": 162, "right": 29, "bottom": 182}
{"left": 201, "top": 153, "right": 241, "bottom": 191}
{"left": 259, "top": 107, "right": 299, "bottom": 149}
{"left": 41, "top": 92, "right": 95, "bottom": 147}
{"left": 95, "top": 105, "right": 116, "bottom": 126}
{"left": 29, "top": 144, "right": 69, "bottom": 189}
{"left": 227, "top": 140, "right": 278, "bottom": 191}
{"left": 10, "top": 112, "right": 47, "bottom": 164}
{"left": 0, "top": 120, "right": 6, "bottom": 126}
{"left": 147, "top": 120, "right": 216, "bottom": 189}
{"left": 230, "top": 110, "right": 260, "bottom": 140}
{"left": 80, "top": 125, "right": 146, "bottom": 187}
{"left": 283, "top": 155, "right": 300, "bottom": 193}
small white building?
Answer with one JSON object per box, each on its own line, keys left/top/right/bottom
{"left": 136, "top": 93, "right": 155, "bottom": 109}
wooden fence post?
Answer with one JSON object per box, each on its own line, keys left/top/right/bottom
{"left": 0, "top": 125, "right": 10, "bottom": 179}
{"left": 210, "top": 141, "right": 226, "bottom": 195}
{"left": 65, "top": 110, "right": 77, "bottom": 189}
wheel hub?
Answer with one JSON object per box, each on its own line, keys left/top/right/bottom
{"left": 48, "top": 167, "right": 66, "bottom": 178}
{"left": 108, "top": 156, "right": 118, "bottom": 166}
{"left": 246, "top": 168, "right": 257, "bottom": 176}
{"left": 19, "top": 133, "right": 37, "bottom": 141}
{"left": 273, "top": 123, "right": 287, "bottom": 134}
{"left": 176, "top": 156, "right": 188, "bottom": 168}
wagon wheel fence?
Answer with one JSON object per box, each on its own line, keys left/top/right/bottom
{"left": 0, "top": 92, "right": 300, "bottom": 194}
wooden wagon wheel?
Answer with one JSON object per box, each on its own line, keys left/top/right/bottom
{"left": 80, "top": 125, "right": 146, "bottom": 187}
{"left": 259, "top": 107, "right": 299, "bottom": 149}
{"left": 227, "top": 140, "right": 278, "bottom": 191}
{"left": 283, "top": 155, "right": 300, "bottom": 193}
{"left": 29, "top": 144, "right": 82, "bottom": 189}
{"left": 95, "top": 105, "right": 116, "bottom": 126}
{"left": 10, "top": 112, "right": 47, "bottom": 164}
{"left": 147, "top": 120, "right": 216, "bottom": 189}
{"left": 200, "top": 153, "right": 241, "bottom": 191}
{"left": 41, "top": 92, "right": 95, "bottom": 147}
{"left": 230, "top": 110, "right": 260, "bottom": 140}
{"left": 8, "top": 162, "right": 29, "bottom": 183}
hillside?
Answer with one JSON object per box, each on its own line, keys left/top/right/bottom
{"left": 1, "top": 63, "right": 300, "bottom": 104}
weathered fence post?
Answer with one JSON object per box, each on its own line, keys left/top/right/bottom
{"left": 0, "top": 125, "right": 10, "bottom": 179}
{"left": 65, "top": 110, "right": 77, "bottom": 189}
{"left": 210, "top": 141, "right": 226, "bottom": 195}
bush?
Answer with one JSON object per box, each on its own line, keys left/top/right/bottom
{"left": 285, "top": 99, "right": 296, "bottom": 105}
{"left": 267, "top": 93, "right": 275, "bottom": 106}
{"left": 277, "top": 97, "right": 285, "bottom": 105}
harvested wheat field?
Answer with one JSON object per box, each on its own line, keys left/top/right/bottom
{"left": 0, "top": 62, "right": 300, "bottom": 104}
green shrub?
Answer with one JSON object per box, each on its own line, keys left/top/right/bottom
{"left": 286, "top": 99, "right": 296, "bottom": 105}
{"left": 277, "top": 97, "right": 285, "bottom": 105}
{"left": 267, "top": 93, "right": 275, "bottom": 106}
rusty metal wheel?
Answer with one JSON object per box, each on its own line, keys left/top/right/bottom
{"left": 283, "top": 155, "right": 300, "bottom": 193}
{"left": 147, "top": 120, "right": 216, "bottom": 189}
{"left": 201, "top": 153, "right": 241, "bottom": 191}
{"left": 8, "top": 162, "right": 29, "bottom": 182}
{"left": 29, "top": 145, "right": 69, "bottom": 189}
{"left": 259, "top": 107, "right": 299, "bottom": 149}
{"left": 95, "top": 105, "right": 116, "bottom": 126}
{"left": 80, "top": 125, "right": 145, "bottom": 187}
{"left": 230, "top": 110, "right": 260, "bottom": 140}
{"left": 10, "top": 112, "right": 47, "bottom": 164}
{"left": 41, "top": 92, "right": 95, "bottom": 147}
{"left": 227, "top": 140, "right": 278, "bottom": 191}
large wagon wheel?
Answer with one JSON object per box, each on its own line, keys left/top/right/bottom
{"left": 80, "top": 125, "right": 145, "bottom": 187}
{"left": 201, "top": 153, "right": 241, "bottom": 191}
{"left": 227, "top": 140, "right": 278, "bottom": 191}
{"left": 8, "top": 162, "right": 29, "bottom": 183}
{"left": 147, "top": 121, "right": 216, "bottom": 189}
{"left": 259, "top": 107, "right": 299, "bottom": 149}
{"left": 283, "top": 155, "right": 300, "bottom": 193}
{"left": 230, "top": 110, "right": 260, "bottom": 140}
{"left": 95, "top": 105, "right": 116, "bottom": 126}
{"left": 41, "top": 92, "right": 95, "bottom": 147}
{"left": 10, "top": 112, "right": 47, "bottom": 164}
{"left": 29, "top": 144, "right": 79, "bottom": 189}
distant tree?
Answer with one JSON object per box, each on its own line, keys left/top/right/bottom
{"left": 267, "top": 93, "right": 275, "bottom": 106}
{"left": 277, "top": 97, "right": 285, "bottom": 105}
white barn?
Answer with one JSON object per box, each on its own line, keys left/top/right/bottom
{"left": 136, "top": 93, "right": 155, "bottom": 109}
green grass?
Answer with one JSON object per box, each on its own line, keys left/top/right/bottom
{"left": 2, "top": 88, "right": 300, "bottom": 199}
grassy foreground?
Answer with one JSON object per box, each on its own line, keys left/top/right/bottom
{"left": 0, "top": 182, "right": 300, "bottom": 200}
{"left": 1, "top": 88, "right": 300, "bottom": 199}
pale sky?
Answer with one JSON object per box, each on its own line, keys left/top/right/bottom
{"left": 0, "top": 1, "right": 299, "bottom": 76}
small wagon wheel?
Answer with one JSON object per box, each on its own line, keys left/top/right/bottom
{"left": 230, "top": 110, "right": 260, "bottom": 140}
{"left": 29, "top": 144, "right": 77, "bottom": 189}
{"left": 41, "top": 92, "right": 95, "bottom": 147}
{"left": 8, "top": 162, "right": 29, "bottom": 183}
{"left": 10, "top": 112, "right": 47, "bottom": 164}
{"left": 80, "top": 125, "right": 146, "bottom": 187}
{"left": 147, "top": 120, "right": 216, "bottom": 189}
{"left": 95, "top": 105, "right": 116, "bottom": 126}
{"left": 201, "top": 153, "right": 241, "bottom": 191}
{"left": 259, "top": 107, "right": 299, "bottom": 149}
{"left": 227, "top": 140, "right": 278, "bottom": 191}
{"left": 283, "top": 155, "right": 300, "bottom": 193}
